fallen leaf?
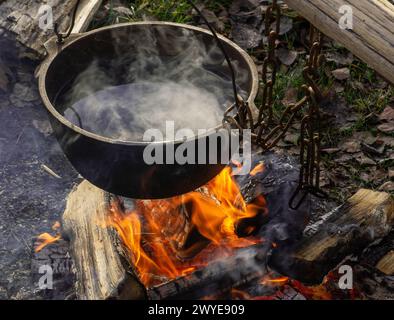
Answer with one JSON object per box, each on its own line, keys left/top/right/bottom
{"left": 333, "top": 83, "right": 345, "bottom": 93}
{"left": 359, "top": 172, "right": 370, "bottom": 183}
{"left": 378, "top": 123, "right": 394, "bottom": 134}
{"left": 378, "top": 181, "right": 394, "bottom": 192}
{"left": 378, "top": 135, "right": 394, "bottom": 148}
{"left": 321, "top": 148, "right": 341, "bottom": 154}
{"left": 231, "top": 23, "right": 262, "bottom": 49}
{"left": 356, "top": 154, "right": 376, "bottom": 166}
{"left": 341, "top": 140, "right": 360, "bottom": 153}
{"left": 353, "top": 131, "right": 377, "bottom": 145}
{"left": 229, "top": 0, "right": 261, "bottom": 16}
{"left": 325, "top": 52, "right": 353, "bottom": 66}
{"left": 332, "top": 67, "right": 350, "bottom": 80}
{"left": 379, "top": 106, "right": 394, "bottom": 122}
{"left": 284, "top": 133, "right": 299, "bottom": 145}
{"left": 361, "top": 141, "right": 385, "bottom": 156}
{"left": 334, "top": 153, "right": 354, "bottom": 163}
{"left": 389, "top": 169, "right": 394, "bottom": 179}
{"left": 112, "top": 6, "right": 133, "bottom": 17}
{"left": 273, "top": 16, "right": 293, "bottom": 35}
{"left": 282, "top": 87, "right": 298, "bottom": 106}
{"left": 370, "top": 168, "right": 389, "bottom": 183}
{"left": 277, "top": 48, "right": 298, "bottom": 66}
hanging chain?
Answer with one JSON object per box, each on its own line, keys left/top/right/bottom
{"left": 224, "top": 1, "right": 328, "bottom": 209}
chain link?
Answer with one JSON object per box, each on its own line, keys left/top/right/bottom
{"left": 224, "top": 1, "right": 328, "bottom": 208}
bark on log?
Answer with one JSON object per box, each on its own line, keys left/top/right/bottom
{"left": 284, "top": 0, "right": 394, "bottom": 84}
{"left": 0, "top": 0, "right": 102, "bottom": 58}
{"left": 62, "top": 180, "right": 146, "bottom": 300}
{"left": 270, "top": 189, "right": 394, "bottom": 284}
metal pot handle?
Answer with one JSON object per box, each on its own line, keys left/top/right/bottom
{"left": 186, "top": 0, "right": 240, "bottom": 110}
{"left": 54, "top": 0, "right": 82, "bottom": 44}
{"left": 35, "top": 33, "right": 83, "bottom": 79}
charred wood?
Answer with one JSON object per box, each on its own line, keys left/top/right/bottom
{"left": 270, "top": 189, "right": 394, "bottom": 284}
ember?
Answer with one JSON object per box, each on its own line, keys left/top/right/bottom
{"left": 105, "top": 166, "right": 267, "bottom": 287}
{"left": 34, "top": 221, "right": 61, "bottom": 252}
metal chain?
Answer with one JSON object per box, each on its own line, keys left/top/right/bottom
{"left": 288, "top": 26, "right": 328, "bottom": 209}
{"left": 224, "top": 1, "right": 328, "bottom": 209}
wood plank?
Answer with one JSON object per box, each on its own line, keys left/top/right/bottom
{"left": 72, "top": 0, "right": 102, "bottom": 33}
{"left": 0, "top": 0, "right": 102, "bottom": 58}
{"left": 62, "top": 180, "right": 146, "bottom": 300}
{"left": 270, "top": 189, "right": 394, "bottom": 284}
{"left": 284, "top": 0, "right": 394, "bottom": 84}
{"left": 376, "top": 250, "right": 394, "bottom": 275}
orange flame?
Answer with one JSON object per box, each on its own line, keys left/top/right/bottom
{"left": 106, "top": 167, "right": 267, "bottom": 288}
{"left": 261, "top": 276, "right": 289, "bottom": 286}
{"left": 250, "top": 163, "right": 265, "bottom": 176}
{"left": 35, "top": 232, "right": 61, "bottom": 252}
{"left": 35, "top": 221, "right": 61, "bottom": 252}
{"left": 290, "top": 280, "right": 333, "bottom": 300}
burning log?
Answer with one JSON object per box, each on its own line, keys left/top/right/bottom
{"left": 0, "top": 0, "right": 102, "bottom": 58}
{"left": 284, "top": 0, "right": 394, "bottom": 84}
{"left": 270, "top": 189, "right": 394, "bottom": 284}
{"left": 62, "top": 181, "right": 146, "bottom": 300}
{"left": 147, "top": 244, "right": 268, "bottom": 300}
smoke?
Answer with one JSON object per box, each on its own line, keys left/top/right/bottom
{"left": 61, "top": 26, "right": 248, "bottom": 141}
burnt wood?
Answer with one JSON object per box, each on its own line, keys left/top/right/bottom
{"left": 147, "top": 243, "right": 268, "bottom": 300}
{"left": 270, "top": 189, "right": 394, "bottom": 284}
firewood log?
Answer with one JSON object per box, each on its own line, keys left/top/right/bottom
{"left": 62, "top": 180, "right": 146, "bottom": 300}
{"left": 376, "top": 251, "right": 394, "bottom": 275}
{"left": 284, "top": 0, "right": 394, "bottom": 84}
{"left": 0, "top": 0, "right": 102, "bottom": 58}
{"left": 270, "top": 189, "right": 394, "bottom": 284}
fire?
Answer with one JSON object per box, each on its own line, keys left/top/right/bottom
{"left": 106, "top": 166, "right": 267, "bottom": 288}
{"left": 35, "top": 221, "right": 61, "bottom": 252}
{"left": 250, "top": 163, "right": 265, "bottom": 176}
{"left": 290, "top": 280, "right": 332, "bottom": 300}
{"left": 35, "top": 232, "right": 61, "bottom": 252}
{"left": 261, "top": 276, "right": 289, "bottom": 286}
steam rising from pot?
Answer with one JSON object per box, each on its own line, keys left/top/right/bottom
{"left": 60, "top": 26, "right": 247, "bottom": 141}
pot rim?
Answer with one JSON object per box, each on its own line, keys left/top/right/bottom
{"left": 38, "top": 21, "right": 259, "bottom": 146}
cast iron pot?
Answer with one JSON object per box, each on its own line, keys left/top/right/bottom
{"left": 38, "top": 22, "right": 259, "bottom": 199}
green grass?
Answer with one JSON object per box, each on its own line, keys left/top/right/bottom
{"left": 95, "top": 0, "right": 236, "bottom": 26}
{"left": 127, "top": 0, "right": 193, "bottom": 23}
{"left": 91, "top": 0, "right": 194, "bottom": 28}
{"left": 203, "top": 0, "right": 233, "bottom": 11}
